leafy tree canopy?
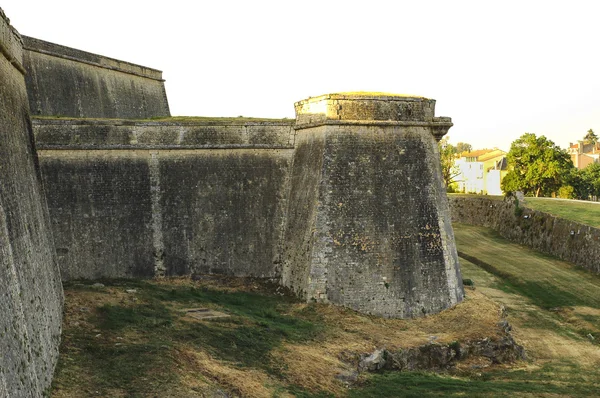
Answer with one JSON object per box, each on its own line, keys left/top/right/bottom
{"left": 584, "top": 128, "right": 598, "bottom": 144}
{"left": 455, "top": 142, "right": 473, "bottom": 154}
{"left": 580, "top": 163, "right": 600, "bottom": 198}
{"left": 501, "top": 133, "right": 573, "bottom": 197}
{"left": 438, "top": 136, "right": 460, "bottom": 188}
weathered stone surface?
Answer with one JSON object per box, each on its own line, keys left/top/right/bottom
{"left": 449, "top": 196, "right": 600, "bottom": 274}
{"left": 33, "top": 91, "right": 462, "bottom": 319}
{"left": 357, "top": 327, "right": 525, "bottom": 373}
{"left": 22, "top": 36, "right": 170, "bottom": 119}
{"left": 33, "top": 118, "right": 295, "bottom": 149}
{"left": 282, "top": 94, "right": 463, "bottom": 318}
{"left": 358, "top": 349, "right": 387, "bottom": 372}
{"left": 40, "top": 150, "right": 155, "bottom": 280}
{"left": 37, "top": 120, "right": 294, "bottom": 279}
{"left": 0, "top": 9, "right": 63, "bottom": 396}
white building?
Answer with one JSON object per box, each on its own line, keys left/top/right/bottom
{"left": 454, "top": 149, "right": 507, "bottom": 195}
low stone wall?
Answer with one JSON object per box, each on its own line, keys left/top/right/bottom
{"left": 449, "top": 196, "right": 600, "bottom": 274}
{"left": 36, "top": 118, "right": 295, "bottom": 280}
{"left": 0, "top": 10, "right": 63, "bottom": 396}
{"left": 22, "top": 36, "right": 170, "bottom": 119}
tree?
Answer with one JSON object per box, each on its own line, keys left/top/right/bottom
{"left": 580, "top": 163, "right": 600, "bottom": 199}
{"left": 438, "top": 137, "right": 460, "bottom": 189}
{"left": 455, "top": 142, "right": 473, "bottom": 154}
{"left": 564, "top": 167, "right": 590, "bottom": 200}
{"left": 584, "top": 129, "right": 598, "bottom": 145}
{"left": 501, "top": 133, "right": 574, "bottom": 197}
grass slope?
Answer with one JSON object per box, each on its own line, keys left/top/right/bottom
{"left": 453, "top": 223, "right": 600, "bottom": 397}
{"left": 449, "top": 193, "right": 600, "bottom": 229}
{"left": 522, "top": 197, "right": 600, "bottom": 229}
{"left": 51, "top": 225, "right": 600, "bottom": 397}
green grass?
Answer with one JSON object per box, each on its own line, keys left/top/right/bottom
{"left": 447, "top": 193, "right": 505, "bottom": 201}
{"left": 351, "top": 362, "right": 600, "bottom": 398}
{"left": 454, "top": 222, "right": 600, "bottom": 344}
{"left": 53, "top": 281, "right": 326, "bottom": 397}
{"left": 93, "top": 281, "right": 322, "bottom": 367}
{"left": 448, "top": 194, "right": 600, "bottom": 228}
{"left": 522, "top": 197, "right": 600, "bottom": 228}
{"left": 53, "top": 224, "right": 600, "bottom": 397}
{"left": 453, "top": 224, "right": 600, "bottom": 309}
{"left": 457, "top": 251, "right": 592, "bottom": 309}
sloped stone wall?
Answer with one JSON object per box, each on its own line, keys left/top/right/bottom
{"left": 22, "top": 36, "right": 170, "bottom": 119}
{"left": 449, "top": 196, "right": 600, "bottom": 274}
{"left": 282, "top": 94, "right": 464, "bottom": 318}
{"left": 0, "top": 9, "right": 63, "bottom": 396}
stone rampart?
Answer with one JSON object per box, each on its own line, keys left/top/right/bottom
{"left": 282, "top": 94, "right": 464, "bottom": 318}
{"left": 449, "top": 196, "right": 600, "bottom": 274}
{"left": 34, "top": 95, "right": 464, "bottom": 319}
{"left": 0, "top": 9, "right": 63, "bottom": 397}
{"left": 22, "top": 36, "right": 170, "bottom": 119}
{"left": 35, "top": 118, "right": 295, "bottom": 280}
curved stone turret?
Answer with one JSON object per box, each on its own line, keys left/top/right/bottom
{"left": 282, "top": 92, "right": 463, "bottom": 318}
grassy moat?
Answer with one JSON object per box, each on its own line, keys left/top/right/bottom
{"left": 51, "top": 223, "right": 600, "bottom": 397}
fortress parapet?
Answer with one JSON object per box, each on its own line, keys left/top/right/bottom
{"left": 294, "top": 93, "right": 452, "bottom": 141}
{"left": 282, "top": 93, "right": 463, "bottom": 318}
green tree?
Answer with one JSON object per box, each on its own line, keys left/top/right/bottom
{"left": 501, "top": 133, "right": 574, "bottom": 197}
{"left": 584, "top": 129, "right": 598, "bottom": 144}
{"left": 455, "top": 142, "right": 473, "bottom": 154}
{"left": 580, "top": 163, "right": 600, "bottom": 199}
{"left": 564, "top": 168, "right": 590, "bottom": 200}
{"left": 438, "top": 136, "right": 460, "bottom": 189}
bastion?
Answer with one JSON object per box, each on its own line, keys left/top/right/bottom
{"left": 282, "top": 93, "right": 463, "bottom": 317}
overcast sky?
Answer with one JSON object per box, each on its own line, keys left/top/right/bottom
{"left": 3, "top": 0, "right": 599, "bottom": 151}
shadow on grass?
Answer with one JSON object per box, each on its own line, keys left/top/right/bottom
{"left": 80, "top": 279, "right": 323, "bottom": 372}
{"left": 457, "top": 251, "right": 590, "bottom": 309}
{"left": 349, "top": 362, "right": 599, "bottom": 398}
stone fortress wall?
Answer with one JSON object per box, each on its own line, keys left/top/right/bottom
{"left": 35, "top": 118, "right": 296, "bottom": 280}
{"left": 449, "top": 196, "right": 600, "bottom": 274}
{"left": 1, "top": 6, "right": 465, "bottom": 394}
{"left": 22, "top": 36, "right": 170, "bottom": 119}
{"left": 280, "top": 94, "right": 463, "bottom": 318}
{"left": 0, "top": 10, "right": 63, "bottom": 397}
{"left": 35, "top": 94, "right": 464, "bottom": 318}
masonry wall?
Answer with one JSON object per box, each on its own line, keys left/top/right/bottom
{"left": 283, "top": 125, "right": 463, "bottom": 318}
{"left": 449, "top": 196, "right": 600, "bottom": 274}
{"left": 22, "top": 36, "right": 170, "bottom": 119}
{"left": 0, "top": 10, "right": 63, "bottom": 396}
{"left": 35, "top": 119, "right": 295, "bottom": 280}
{"left": 281, "top": 94, "right": 464, "bottom": 318}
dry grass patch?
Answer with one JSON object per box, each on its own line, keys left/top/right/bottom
{"left": 53, "top": 277, "right": 510, "bottom": 397}
{"left": 181, "top": 348, "right": 291, "bottom": 398}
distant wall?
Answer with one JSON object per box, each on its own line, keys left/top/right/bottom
{"left": 35, "top": 118, "right": 295, "bottom": 280}
{"left": 22, "top": 36, "right": 170, "bottom": 119}
{"left": 449, "top": 196, "right": 600, "bottom": 274}
{"left": 0, "top": 10, "right": 63, "bottom": 396}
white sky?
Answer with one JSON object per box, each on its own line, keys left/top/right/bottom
{"left": 2, "top": 0, "right": 599, "bottom": 151}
